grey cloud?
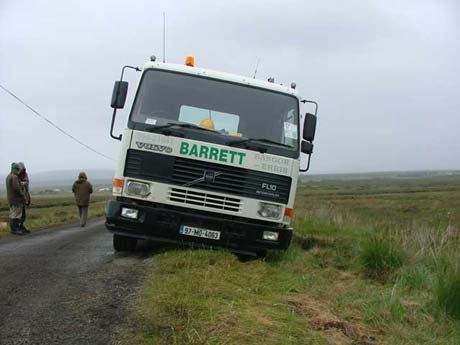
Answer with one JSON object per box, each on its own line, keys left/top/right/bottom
{"left": 1, "top": 0, "right": 459, "bottom": 173}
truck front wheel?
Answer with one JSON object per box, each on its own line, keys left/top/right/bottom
{"left": 113, "top": 234, "right": 137, "bottom": 252}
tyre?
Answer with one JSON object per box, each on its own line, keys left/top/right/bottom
{"left": 113, "top": 234, "right": 137, "bottom": 252}
{"left": 255, "top": 250, "right": 267, "bottom": 258}
{"left": 236, "top": 250, "right": 267, "bottom": 261}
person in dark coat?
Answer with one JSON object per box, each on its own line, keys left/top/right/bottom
{"left": 6, "top": 163, "right": 26, "bottom": 235}
{"left": 17, "top": 162, "right": 31, "bottom": 232}
{"left": 72, "top": 172, "right": 93, "bottom": 227}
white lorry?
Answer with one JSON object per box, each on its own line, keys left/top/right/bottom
{"left": 105, "top": 56, "right": 317, "bottom": 256}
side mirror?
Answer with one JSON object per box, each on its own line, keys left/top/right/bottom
{"left": 303, "top": 113, "right": 317, "bottom": 142}
{"left": 110, "top": 81, "right": 128, "bottom": 109}
{"left": 301, "top": 141, "right": 313, "bottom": 154}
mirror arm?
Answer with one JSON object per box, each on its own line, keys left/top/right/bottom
{"left": 120, "top": 65, "right": 141, "bottom": 80}
{"left": 110, "top": 65, "right": 140, "bottom": 141}
{"left": 110, "top": 108, "right": 122, "bottom": 141}
{"left": 299, "top": 154, "right": 312, "bottom": 173}
{"left": 301, "top": 99, "right": 318, "bottom": 117}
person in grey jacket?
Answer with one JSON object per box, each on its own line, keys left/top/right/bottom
{"left": 6, "top": 163, "right": 26, "bottom": 235}
{"left": 72, "top": 172, "right": 93, "bottom": 227}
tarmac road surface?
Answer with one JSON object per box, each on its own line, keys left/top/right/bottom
{"left": 0, "top": 219, "right": 148, "bottom": 345}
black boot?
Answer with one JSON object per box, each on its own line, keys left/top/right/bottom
{"left": 20, "top": 224, "right": 31, "bottom": 233}
{"left": 21, "top": 227, "right": 30, "bottom": 234}
{"left": 10, "top": 219, "right": 24, "bottom": 235}
{"left": 8, "top": 219, "right": 15, "bottom": 234}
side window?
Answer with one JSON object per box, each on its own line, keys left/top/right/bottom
{"left": 179, "top": 105, "right": 241, "bottom": 136}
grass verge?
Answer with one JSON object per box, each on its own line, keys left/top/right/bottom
{"left": 130, "top": 249, "right": 328, "bottom": 345}
{"left": 0, "top": 192, "right": 110, "bottom": 237}
{"left": 126, "top": 176, "right": 460, "bottom": 344}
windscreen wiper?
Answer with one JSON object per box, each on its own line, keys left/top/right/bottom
{"left": 228, "top": 138, "right": 293, "bottom": 149}
{"left": 146, "top": 122, "right": 216, "bottom": 134}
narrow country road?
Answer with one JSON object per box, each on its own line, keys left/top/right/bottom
{"left": 0, "top": 220, "right": 148, "bottom": 345}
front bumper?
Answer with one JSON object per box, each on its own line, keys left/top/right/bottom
{"left": 105, "top": 199, "right": 292, "bottom": 254}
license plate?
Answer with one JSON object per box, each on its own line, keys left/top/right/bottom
{"left": 179, "top": 225, "right": 221, "bottom": 240}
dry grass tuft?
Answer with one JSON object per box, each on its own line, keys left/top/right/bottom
{"left": 288, "top": 295, "right": 379, "bottom": 345}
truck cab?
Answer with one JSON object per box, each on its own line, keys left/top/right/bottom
{"left": 105, "top": 56, "right": 317, "bottom": 256}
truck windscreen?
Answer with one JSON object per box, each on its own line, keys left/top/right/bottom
{"left": 129, "top": 69, "right": 299, "bottom": 152}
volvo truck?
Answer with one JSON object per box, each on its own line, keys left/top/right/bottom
{"left": 105, "top": 56, "right": 317, "bottom": 256}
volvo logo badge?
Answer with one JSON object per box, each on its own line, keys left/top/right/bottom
{"left": 183, "top": 170, "right": 222, "bottom": 187}
{"left": 204, "top": 170, "right": 220, "bottom": 183}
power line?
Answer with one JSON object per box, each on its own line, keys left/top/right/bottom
{"left": 0, "top": 83, "right": 115, "bottom": 162}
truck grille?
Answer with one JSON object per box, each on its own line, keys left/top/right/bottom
{"left": 168, "top": 188, "right": 241, "bottom": 212}
{"left": 124, "top": 149, "right": 291, "bottom": 203}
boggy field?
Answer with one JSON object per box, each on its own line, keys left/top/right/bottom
{"left": 126, "top": 175, "right": 460, "bottom": 345}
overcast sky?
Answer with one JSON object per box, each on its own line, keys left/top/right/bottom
{"left": 1, "top": 0, "right": 459, "bottom": 174}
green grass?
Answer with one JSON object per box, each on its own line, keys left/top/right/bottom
{"left": 125, "top": 175, "right": 460, "bottom": 345}
{"left": 435, "top": 260, "right": 460, "bottom": 319}
{"left": 0, "top": 192, "right": 110, "bottom": 237}
{"left": 130, "top": 249, "right": 327, "bottom": 345}
{"left": 360, "top": 236, "right": 406, "bottom": 281}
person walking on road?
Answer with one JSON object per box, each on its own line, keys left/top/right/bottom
{"left": 6, "top": 163, "right": 27, "bottom": 235}
{"left": 17, "top": 162, "right": 31, "bottom": 232}
{"left": 72, "top": 172, "right": 93, "bottom": 227}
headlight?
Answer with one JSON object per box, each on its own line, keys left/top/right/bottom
{"left": 258, "top": 202, "right": 282, "bottom": 220}
{"left": 126, "top": 180, "right": 150, "bottom": 197}
{"left": 263, "top": 231, "right": 279, "bottom": 241}
{"left": 121, "top": 207, "right": 139, "bottom": 219}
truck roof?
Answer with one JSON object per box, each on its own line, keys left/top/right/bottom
{"left": 142, "top": 61, "right": 300, "bottom": 98}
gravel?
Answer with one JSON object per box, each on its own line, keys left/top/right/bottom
{"left": 0, "top": 220, "right": 148, "bottom": 345}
